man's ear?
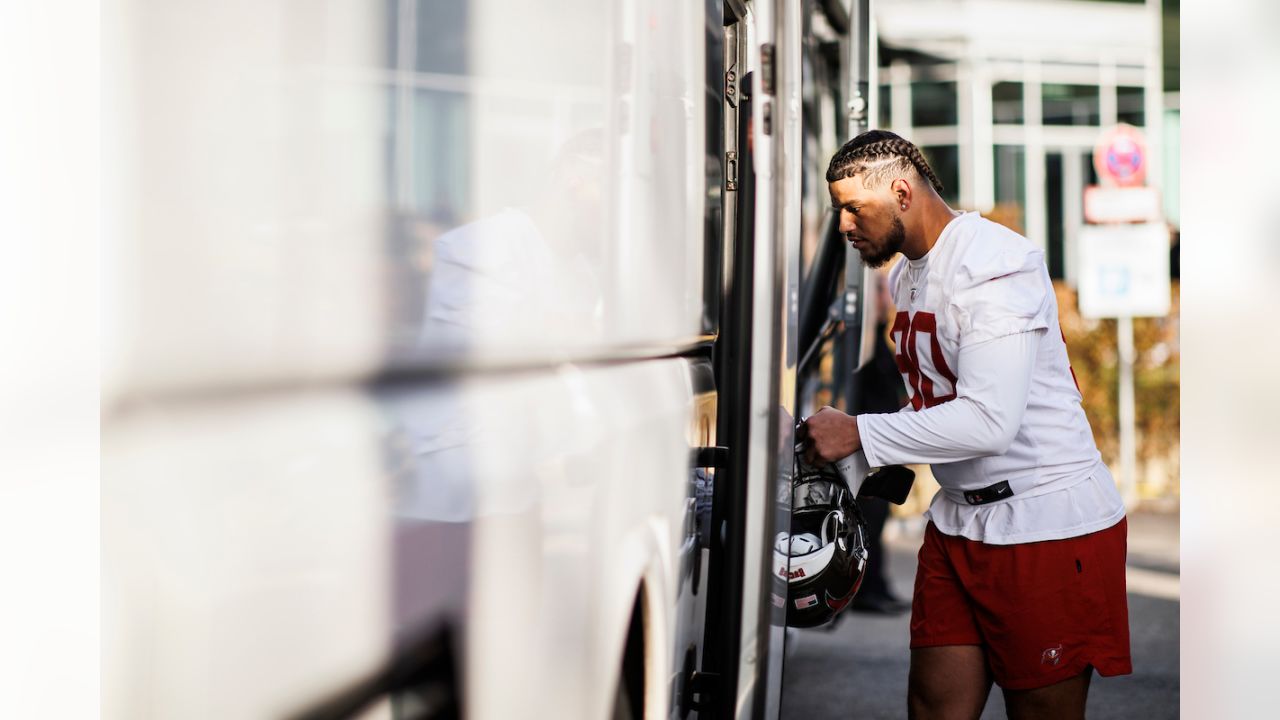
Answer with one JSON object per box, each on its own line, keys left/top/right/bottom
{"left": 891, "top": 178, "right": 912, "bottom": 211}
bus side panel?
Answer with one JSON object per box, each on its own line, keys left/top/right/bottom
{"left": 103, "top": 0, "right": 713, "bottom": 407}
{"left": 102, "top": 391, "right": 400, "bottom": 719}
{"left": 104, "top": 1, "right": 728, "bottom": 717}
{"left": 104, "top": 357, "right": 701, "bottom": 720}
{"left": 437, "top": 360, "right": 695, "bottom": 720}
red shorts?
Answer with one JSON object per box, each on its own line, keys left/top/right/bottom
{"left": 910, "top": 518, "right": 1132, "bottom": 690}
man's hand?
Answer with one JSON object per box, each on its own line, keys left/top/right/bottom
{"left": 798, "top": 407, "right": 861, "bottom": 466}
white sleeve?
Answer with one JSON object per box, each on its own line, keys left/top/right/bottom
{"left": 950, "top": 254, "right": 1052, "bottom": 347}
{"left": 858, "top": 329, "right": 1043, "bottom": 467}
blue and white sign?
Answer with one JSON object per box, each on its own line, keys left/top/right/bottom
{"left": 1076, "top": 222, "right": 1171, "bottom": 319}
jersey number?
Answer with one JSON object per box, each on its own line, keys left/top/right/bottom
{"left": 890, "top": 311, "right": 957, "bottom": 410}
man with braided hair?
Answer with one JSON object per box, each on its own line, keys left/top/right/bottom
{"left": 798, "top": 130, "right": 1131, "bottom": 720}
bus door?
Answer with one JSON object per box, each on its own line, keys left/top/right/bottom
{"left": 696, "top": 1, "right": 801, "bottom": 718}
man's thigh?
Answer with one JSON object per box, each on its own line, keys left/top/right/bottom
{"left": 908, "top": 645, "right": 991, "bottom": 720}
{"left": 1002, "top": 668, "right": 1092, "bottom": 720}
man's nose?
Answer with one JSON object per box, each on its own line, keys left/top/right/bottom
{"left": 838, "top": 209, "right": 857, "bottom": 235}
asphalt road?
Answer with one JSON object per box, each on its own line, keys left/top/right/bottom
{"left": 778, "top": 511, "right": 1180, "bottom": 719}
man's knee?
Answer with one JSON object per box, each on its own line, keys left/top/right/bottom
{"left": 907, "top": 667, "right": 955, "bottom": 713}
{"left": 907, "top": 679, "right": 954, "bottom": 720}
{"left": 1002, "top": 668, "right": 1092, "bottom": 720}
{"left": 908, "top": 646, "right": 991, "bottom": 720}
{"left": 908, "top": 676, "right": 987, "bottom": 720}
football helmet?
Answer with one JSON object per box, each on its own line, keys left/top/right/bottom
{"left": 772, "top": 463, "right": 869, "bottom": 628}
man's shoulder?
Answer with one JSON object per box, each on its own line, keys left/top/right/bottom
{"left": 945, "top": 213, "right": 1038, "bottom": 259}
{"left": 943, "top": 214, "right": 1045, "bottom": 286}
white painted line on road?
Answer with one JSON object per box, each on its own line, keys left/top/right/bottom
{"left": 1126, "top": 565, "right": 1179, "bottom": 601}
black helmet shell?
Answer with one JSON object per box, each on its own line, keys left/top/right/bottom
{"left": 772, "top": 464, "right": 869, "bottom": 628}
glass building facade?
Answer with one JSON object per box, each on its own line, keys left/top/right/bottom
{"left": 872, "top": 0, "right": 1177, "bottom": 284}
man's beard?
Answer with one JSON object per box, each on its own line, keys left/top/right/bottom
{"left": 856, "top": 215, "right": 906, "bottom": 268}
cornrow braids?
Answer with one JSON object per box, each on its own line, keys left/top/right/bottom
{"left": 825, "top": 129, "right": 944, "bottom": 195}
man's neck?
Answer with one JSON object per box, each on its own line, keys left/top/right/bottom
{"left": 903, "top": 201, "right": 962, "bottom": 260}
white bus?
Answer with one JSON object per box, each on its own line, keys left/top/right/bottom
{"left": 102, "top": 1, "right": 877, "bottom": 718}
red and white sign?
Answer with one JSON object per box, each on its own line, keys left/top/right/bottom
{"left": 1093, "top": 124, "right": 1148, "bottom": 187}
{"left": 1083, "top": 185, "right": 1162, "bottom": 224}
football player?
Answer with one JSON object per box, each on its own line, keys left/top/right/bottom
{"left": 800, "top": 130, "right": 1131, "bottom": 720}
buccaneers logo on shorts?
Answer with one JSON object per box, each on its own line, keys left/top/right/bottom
{"left": 1041, "top": 644, "right": 1064, "bottom": 666}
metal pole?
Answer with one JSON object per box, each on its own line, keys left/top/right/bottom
{"left": 1117, "top": 315, "right": 1138, "bottom": 506}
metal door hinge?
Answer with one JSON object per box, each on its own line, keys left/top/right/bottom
{"left": 725, "top": 151, "right": 738, "bottom": 192}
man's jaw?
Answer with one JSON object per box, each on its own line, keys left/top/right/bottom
{"left": 848, "top": 235, "right": 896, "bottom": 269}
{"left": 846, "top": 234, "right": 875, "bottom": 256}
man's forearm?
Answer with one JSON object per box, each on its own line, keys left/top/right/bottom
{"left": 857, "top": 330, "right": 1039, "bottom": 467}
{"left": 858, "top": 397, "right": 1015, "bottom": 466}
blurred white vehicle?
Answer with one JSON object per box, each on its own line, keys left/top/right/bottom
{"left": 102, "top": 1, "right": 877, "bottom": 718}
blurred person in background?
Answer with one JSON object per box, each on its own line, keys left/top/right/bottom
{"left": 800, "top": 130, "right": 1131, "bottom": 720}
{"left": 846, "top": 270, "right": 911, "bottom": 616}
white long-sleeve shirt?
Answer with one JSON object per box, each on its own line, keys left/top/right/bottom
{"left": 860, "top": 330, "right": 1038, "bottom": 466}
{"left": 857, "top": 212, "right": 1124, "bottom": 544}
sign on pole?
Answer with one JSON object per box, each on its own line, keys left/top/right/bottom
{"left": 1076, "top": 222, "right": 1171, "bottom": 319}
{"left": 1083, "top": 186, "right": 1162, "bottom": 224}
{"left": 1093, "top": 123, "right": 1148, "bottom": 187}
{"left": 1080, "top": 123, "right": 1167, "bottom": 508}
